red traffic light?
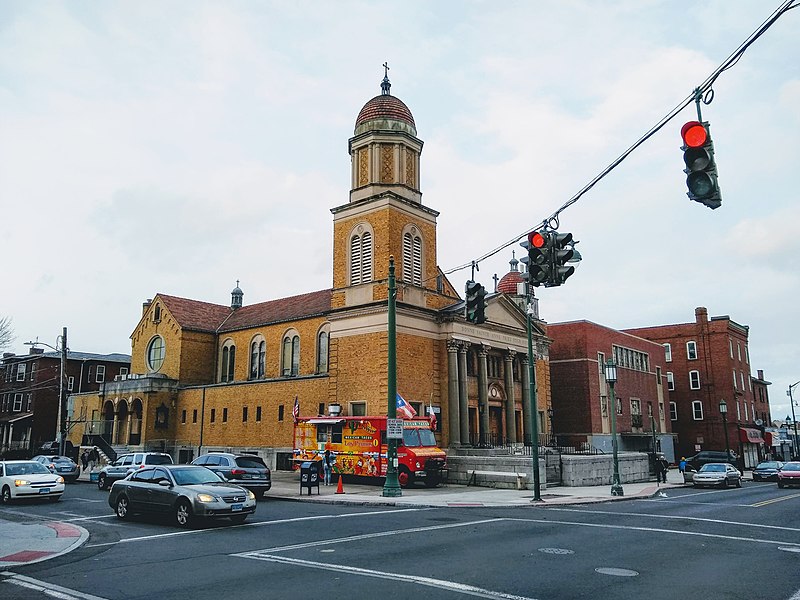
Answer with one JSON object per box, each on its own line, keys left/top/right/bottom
{"left": 528, "top": 231, "right": 546, "bottom": 248}
{"left": 681, "top": 121, "right": 707, "bottom": 148}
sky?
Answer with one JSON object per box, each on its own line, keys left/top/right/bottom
{"left": 1, "top": 1, "right": 798, "bottom": 418}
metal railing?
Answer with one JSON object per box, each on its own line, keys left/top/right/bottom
{"left": 466, "top": 432, "right": 604, "bottom": 455}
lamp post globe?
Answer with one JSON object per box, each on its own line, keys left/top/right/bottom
{"left": 605, "top": 359, "right": 623, "bottom": 497}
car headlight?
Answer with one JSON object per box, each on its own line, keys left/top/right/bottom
{"left": 196, "top": 493, "right": 220, "bottom": 503}
{"left": 14, "top": 479, "right": 30, "bottom": 487}
{"left": 416, "top": 462, "right": 421, "bottom": 469}
{"left": 56, "top": 476, "right": 64, "bottom": 484}
{"left": 247, "top": 490, "right": 256, "bottom": 501}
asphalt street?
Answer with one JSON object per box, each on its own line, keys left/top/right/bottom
{"left": 2, "top": 480, "right": 799, "bottom": 600}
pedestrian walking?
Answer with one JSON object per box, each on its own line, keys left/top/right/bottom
{"left": 679, "top": 456, "right": 687, "bottom": 474}
{"left": 323, "top": 449, "right": 333, "bottom": 486}
{"left": 80, "top": 449, "right": 89, "bottom": 473}
{"left": 656, "top": 454, "right": 669, "bottom": 483}
{"left": 89, "top": 447, "right": 99, "bottom": 471}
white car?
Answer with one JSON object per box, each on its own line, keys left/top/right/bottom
{"left": 0, "top": 460, "right": 65, "bottom": 504}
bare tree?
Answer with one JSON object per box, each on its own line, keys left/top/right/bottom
{"left": 0, "top": 316, "right": 15, "bottom": 352}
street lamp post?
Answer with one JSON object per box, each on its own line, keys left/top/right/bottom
{"left": 605, "top": 358, "right": 623, "bottom": 496}
{"left": 25, "top": 327, "right": 68, "bottom": 456}
{"left": 789, "top": 382, "right": 800, "bottom": 460}
{"left": 719, "top": 399, "right": 731, "bottom": 462}
{"left": 382, "top": 257, "right": 401, "bottom": 497}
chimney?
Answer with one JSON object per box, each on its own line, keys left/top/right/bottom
{"left": 695, "top": 306, "right": 708, "bottom": 324}
{"left": 757, "top": 369, "right": 764, "bottom": 380}
{"left": 28, "top": 347, "right": 44, "bottom": 355}
{"left": 143, "top": 299, "right": 152, "bottom": 317}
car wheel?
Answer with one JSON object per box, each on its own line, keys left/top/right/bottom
{"left": 98, "top": 474, "right": 108, "bottom": 491}
{"left": 115, "top": 495, "right": 130, "bottom": 519}
{"left": 722, "top": 478, "right": 728, "bottom": 488}
{"left": 1, "top": 485, "right": 11, "bottom": 504}
{"left": 48, "top": 495, "right": 61, "bottom": 503}
{"left": 230, "top": 514, "right": 248, "bottom": 525}
{"left": 778, "top": 480, "right": 785, "bottom": 488}
{"left": 175, "top": 499, "right": 193, "bottom": 528}
{"left": 735, "top": 478, "right": 742, "bottom": 488}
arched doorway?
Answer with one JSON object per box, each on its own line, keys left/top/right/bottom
{"left": 115, "top": 400, "right": 129, "bottom": 445}
{"left": 102, "top": 401, "right": 115, "bottom": 443}
{"left": 129, "top": 399, "right": 143, "bottom": 445}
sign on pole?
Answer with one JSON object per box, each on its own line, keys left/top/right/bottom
{"left": 386, "top": 418, "right": 404, "bottom": 439}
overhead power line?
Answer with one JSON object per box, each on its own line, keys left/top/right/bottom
{"left": 443, "top": 0, "right": 798, "bottom": 278}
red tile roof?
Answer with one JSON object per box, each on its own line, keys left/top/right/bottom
{"left": 356, "top": 94, "right": 416, "bottom": 130}
{"left": 156, "top": 289, "right": 332, "bottom": 334}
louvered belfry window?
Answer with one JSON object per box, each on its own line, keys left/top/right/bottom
{"left": 350, "top": 230, "right": 373, "bottom": 285}
{"left": 403, "top": 232, "right": 422, "bottom": 285}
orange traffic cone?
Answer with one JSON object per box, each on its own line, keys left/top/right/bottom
{"left": 335, "top": 474, "right": 345, "bottom": 494}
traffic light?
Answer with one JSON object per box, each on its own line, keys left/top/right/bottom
{"left": 465, "top": 280, "right": 487, "bottom": 324}
{"left": 551, "top": 232, "right": 575, "bottom": 286}
{"left": 681, "top": 120, "right": 722, "bottom": 210}
{"left": 519, "top": 230, "right": 552, "bottom": 287}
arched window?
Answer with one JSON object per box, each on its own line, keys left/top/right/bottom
{"left": 282, "top": 333, "right": 300, "bottom": 377}
{"left": 146, "top": 336, "right": 165, "bottom": 372}
{"left": 221, "top": 341, "right": 236, "bottom": 383}
{"left": 350, "top": 228, "right": 373, "bottom": 285}
{"left": 249, "top": 337, "right": 265, "bottom": 380}
{"left": 316, "top": 330, "right": 329, "bottom": 373}
{"left": 402, "top": 229, "right": 422, "bottom": 285}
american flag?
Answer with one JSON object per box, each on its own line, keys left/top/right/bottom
{"left": 292, "top": 396, "right": 300, "bottom": 423}
{"left": 396, "top": 393, "right": 416, "bottom": 419}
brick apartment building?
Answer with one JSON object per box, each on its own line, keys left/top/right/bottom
{"left": 624, "top": 307, "right": 771, "bottom": 468}
{"left": 0, "top": 348, "right": 130, "bottom": 457}
{"left": 547, "top": 320, "right": 675, "bottom": 461}
{"left": 65, "top": 74, "right": 554, "bottom": 469}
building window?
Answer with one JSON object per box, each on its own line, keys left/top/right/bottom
{"left": 692, "top": 400, "right": 703, "bottom": 420}
{"left": 318, "top": 402, "right": 326, "bottom": 416}
{"left": 13, "top": 393, "right": 23, "bottom": 411}
{"left": 729, "top": 338, "right": 733, "bottom": 358}
{"left": 282, "top": 334, "right": 300, "bottom": 377}
{"left": 68, "top": 376, "right": 74, "bottom": 391}
{"left": 663, "top": 344, "right": 672, "bottom": 362}
{"left": 249, "top": 338, "right": 265, "bottom": 380}
{"left": 656, "top": 366, "right": 662, "bottom": 385}
{"left": 667, "top": 372, "right": 675, "bottom": 391}
{"left": 745, "top": 346, "right": 749, "bottom": 364}
{"left": 737, "top": 342, "right": 742, "bottom": 361}
{"left": 686, "top": 341, "right": 697, "bottom": 360}
{"left": 147, "top": 336, "right": 166, "bottom": 372}
{"left": 222, "top": 408, "right": 228, "bottom": 423}
{"left": 210, "top": 409, "right": 216, "bottom": 423}
{"left": 598, "top": 352, "right": 605, "bottom": 373}
{"left": 350, "top": 229, "right": 373, "bottom": 285}
{"left": 257, "top": 406, "right": 262, "bottom": 422}
{"left": 153, "top": 303, "right": 161, "bottom": 323}
{"left": 16, "top": 364, "right": 26, "bottom": 381}
{"left": 351, "top": 402, "right": 367, "bottom": 416}
{"left": 744, "top": 402, "right": 748, "bottom": 421}
{"left": 733, "top": 370, "right": 737, "bottom": 389}
{"left": 669, "top": 402, "right": 677, "bottom": 420}
{"left": 316, "top": 330, "right": 329, "bottom": 374}
{"left": 740, "top": 371, "right": 745, "bottom": 391}
{"left": 120, "top": 367, "right": 129, "bottom": 376}
{"left": 277, "top": 405, "right": 282, "bottom": 421}
{"left": 221, "top": 341, "right": 236, "bottom": 382}
{"left": 30, "top": 362, "right": 36, "bottom": 381}
{"left": 612, "top": 345, "right": 649, "bottom": 373}
{"left": 402, "top": 230, "right": 423, "bottom": 285}
{"left": 192, "top": 409, "right": 197, "bottom": 423}
{"left": 96, "top": 365, "right": 106, "bottom": 383}
{"left": 242, "top": 407, "right": 248, "bottom": 422}
{"left": 689, "top": 370, "right": 700, "bottom": 390}
{"left": 181, "top": 410, "right": 186, "bottom": 424}
{"left": 26, "top": 394, "right": 32, "bottom": 411}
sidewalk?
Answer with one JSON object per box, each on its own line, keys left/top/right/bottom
{"left": 0, "top": 520, "right": 89, "bottom": 568}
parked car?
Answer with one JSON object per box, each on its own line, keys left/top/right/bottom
{"left": 777, "top": 461, "right": 800, "bottom": 488}
{"left": 692, "top": 463, "right": 742, "bottom": 488}
{"left": 0, "top": 460, "right": 65, "bottom": 504}
{"left": 752, "top": 461, "right": 783, "bottom": 482}
{"left": 191, "top": 452, "right": 271, "bottom": 499}
{"left": 686, "top": 451, "right": 738, "bottom": 471}
{"left": 38, "top": 441, "right": 75, "bottom": 456}
{"left": 32, "top": 455, "right": 80, "bottom": 482}
{"left": 108, "top": 464, "right": 256, "bottom": 527}
{"left": 97, "top": 452, "right": 173, "bottom": 490}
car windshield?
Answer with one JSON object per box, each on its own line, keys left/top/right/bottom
{"left": 145, "top": 455, "right": 173, "bottom": 465}
{"left": 235, "top": 457, "right": 267, "bottom": 469}
{"left": 52, "top": 457, "right": 73, "bottom": 463}
{"left": 757, "top": 462, "right": 780, "bottom": 469}
{"left": 171, "top": 468, "right": 224, "bottom": 486}
{"left": 700, "top": 464, "right": 725, "bottom": 472}
{"left": 5, "top": 462, "right": 52, "bottom": 476}
{"left": 402, "top": 428, "right": 437, "bottom": 447}
{"left": 782, "top": 462, "right": 800, "bottom": 471}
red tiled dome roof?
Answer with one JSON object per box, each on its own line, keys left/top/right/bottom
{"left": 355, "top": 94, "right": 416, "bottom": 132}
{"left": 497, "top": 271, "right": 524, "bottom": 295}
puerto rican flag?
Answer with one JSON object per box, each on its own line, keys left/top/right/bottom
{"left": 292, "top": 396, "right": 300, "bottom": 423}
{"left": 396, "top": 393, "right": 417, "bottom": 419}
{"left": 428, "top": 402, "right": 437, "bottom": 431}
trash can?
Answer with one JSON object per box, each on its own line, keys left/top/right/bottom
{"left": 300, "top": 461, "right": 320, "bottom": 495}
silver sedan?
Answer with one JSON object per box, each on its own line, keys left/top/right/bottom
{"left": 108, "top": 464, "right": 256, "bottom": 527}
{"left": 692, "top": 463, "right": 742, "bottom": 488}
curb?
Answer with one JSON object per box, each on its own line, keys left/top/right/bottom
{"left": 0, "top": 522, "right": 90, "bottom": 568}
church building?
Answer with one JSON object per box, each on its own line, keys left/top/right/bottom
{"left": 68, "top": 72, "right": 553, "bottom": 468}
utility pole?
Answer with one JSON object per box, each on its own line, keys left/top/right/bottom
{"left": 59, "top": 327, "right": 68, "bottom": 457}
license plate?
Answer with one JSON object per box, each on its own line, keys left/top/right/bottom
{"left": 39, "top": 488, "right": 50, "bottom": 494}
{"left": 231, "top": 503, "right": 243, "bottom": 512}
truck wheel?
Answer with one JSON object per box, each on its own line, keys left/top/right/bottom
{"left": 398, "top": 467, "right": 412, "bottom": 488}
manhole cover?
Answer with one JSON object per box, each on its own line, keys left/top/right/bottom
{"left": 538, "top": 548, "right": 574, "bottom": 555}
{"left": 595, "top": 568, "right": 639, "bottom": 577}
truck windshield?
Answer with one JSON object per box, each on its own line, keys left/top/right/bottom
{"left": 402, "top": 428, "right": 437, "bottom": 447}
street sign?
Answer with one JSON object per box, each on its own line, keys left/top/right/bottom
{"left": 386, "top": 418, "right": 404, "bottom": 439}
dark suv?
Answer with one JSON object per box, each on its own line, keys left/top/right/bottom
{"left": 98, "top": 452, "right": 174, "bottom": 490}
{"left": 191, "top": 452, "right": 271, "bottom": 499}
{"left": 686, "top": 451, "right": 738, "bottom": 471}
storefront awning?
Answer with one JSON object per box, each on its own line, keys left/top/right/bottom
{"left": 305, "top": 418, "right": 345, "bottom": 424}
{"left": 739, "top": 427, "right": 765, "bottom": 444}
{"left": 0, "top": 412, "right": 33, "bottom": 424}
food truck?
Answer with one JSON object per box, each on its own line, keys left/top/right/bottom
{"left": 293, "top": 416, "right": 447, "bottom": 487}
